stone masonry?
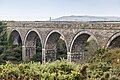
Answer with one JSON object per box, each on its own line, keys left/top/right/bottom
{"left": 6, "top": 21, "right": 120, "bottom": 63}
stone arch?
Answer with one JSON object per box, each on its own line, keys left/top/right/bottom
{"left": 106, "top": 32, "right": 120, "bottom": 49}
{"left": 24, "top": 29, "right": 42, "bottom": 46}
{"left": 9, "top": 29, "right": 23, "bottom": 61}
{"left": 24, "top": 29, "right": 42, "bottom": 62}
{"left": 70, "top": 31, "right": 98, "bottom": 63}
{"left": 44, "top": 30, "right": 67, "bottom": 61}
{"left": 9, "top": 29, "right": 22, "bottom": 45}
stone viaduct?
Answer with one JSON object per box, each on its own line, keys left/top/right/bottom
{"left": 6, "top": 21, "right": 120, "bottom": 63}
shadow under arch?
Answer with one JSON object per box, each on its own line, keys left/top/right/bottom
{"left": 44, "top": 30, "right": 68, "bottom": 62}
{"left": 24, "top": 29, "right": 42, "bottom": 46}
{"left": 8, "top": 29, "right": 23, "bottom": 62}
{"left": 24, "top": 29, "right": 42, "bottom": 62}
{"left": 70, "top": 30, "right": 99, "bottom": 63}
{"left": 106, "top": 32, "right": 120, "bottom": 49}
{"left": 9, "top": 29, "right": 22, "bottom": 45}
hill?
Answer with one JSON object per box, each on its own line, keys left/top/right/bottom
{"left": 52, "top": 15, "right": 120, "bottom": 21}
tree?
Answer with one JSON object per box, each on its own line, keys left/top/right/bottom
{"left": 0, "top": 21, "right": 7, "bottom": 42}
{"left": 56, "top": 38, "right": 67, "bottom": 59}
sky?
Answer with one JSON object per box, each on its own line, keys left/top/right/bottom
{"left": 0, "top": 0, "right": 120, "bottom": 21}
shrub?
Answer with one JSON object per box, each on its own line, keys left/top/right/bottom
{"left": 31, "top": 53, "right": 42, "bottom": 62}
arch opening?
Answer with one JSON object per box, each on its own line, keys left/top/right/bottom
{"left": 9, "top": 30, "right": 22, "bottom": 46}
{"left": 25, "top": 31, "right": 42, "bottom": 62}
{"left": 9, "top": 30, "right": 22, "bottom": 62}
{"left": 70, "top": 33, "right": 98, "bottom": 63}
{"left": 107, "top": 35, "right": 120, "bottom": 49}
{"left": 45, "top": 32, "right": 67, "bottom": 62}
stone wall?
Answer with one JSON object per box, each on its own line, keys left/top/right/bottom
{"left": 6, "top": 21, "right": 120, "bottom": 63}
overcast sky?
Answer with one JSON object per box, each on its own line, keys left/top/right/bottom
{"left": 0, "top": 0, "right": 120, "bottom": 21}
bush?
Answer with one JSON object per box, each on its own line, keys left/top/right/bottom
{"left": 0, "top": 60, "right": 86, "bottom": 80}
{"left": 31, "top": 53, "right": 42, "bottom": 62}
{"left": 0, "top": 46, "right": 4, "bottom": 54}
{"left": 0, "top": 57, "right": 119, "bottom": 79}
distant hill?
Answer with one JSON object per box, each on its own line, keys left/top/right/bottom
{"left": 52, "top": 15, "right": 120, "bottom": 21}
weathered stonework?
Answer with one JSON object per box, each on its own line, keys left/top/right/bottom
{"left": 6, "top": 21, "right": 120, "bottom": 63}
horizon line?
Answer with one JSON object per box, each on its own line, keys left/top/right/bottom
{"left": 1, "top": 15, "right": 120, "bottom": 21}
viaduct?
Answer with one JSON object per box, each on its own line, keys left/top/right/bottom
{"left": 6, "top": 21, "right": 120, "bottom": 63}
